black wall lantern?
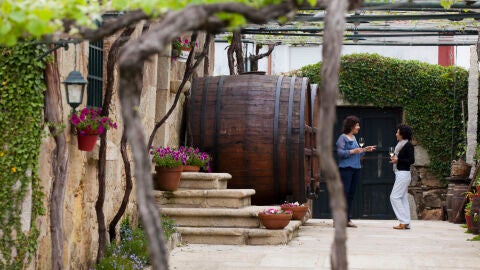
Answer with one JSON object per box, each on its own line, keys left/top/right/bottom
{"left": 63, "top": 70, "right": 87, "bottom": 111}
{"left": 63, "top": 43, "right": 87, "bottom": 111}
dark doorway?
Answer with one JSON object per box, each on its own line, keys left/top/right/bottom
{"left": 313, "top": 107, "right": 402, "bottom": 219}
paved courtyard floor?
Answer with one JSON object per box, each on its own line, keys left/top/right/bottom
{"left": 169, "top": 219, "right": 480, "bottom": 270}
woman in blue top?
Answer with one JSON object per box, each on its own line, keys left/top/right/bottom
{"left": 336, "top": 115, "right": 376, "bottom": 227}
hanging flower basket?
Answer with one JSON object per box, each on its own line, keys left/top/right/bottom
{"left": 178, "top": 49, "right": 190, "bottom": 62}
{"left": 70, "top": 107, "right": 117, "bottom": 152}
{"left": 77, "top": 129, "right": 99, "bottom": 151}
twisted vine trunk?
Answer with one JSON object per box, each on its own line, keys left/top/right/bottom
{"left": 109, "top": 131, "right": 133, "bottom": 242}
{"left": 148, "top": 33, "right": 212, "bottom": 150}
{"left": 96, "top": 26, "right": 136, "bottom": 262}
{"left": 318, "top": 0, "right": 349, "bottom": 269}
{"left": 44, "top": 50, "right": 69, "bottom": 270}
{"left": 227, "top": 30, "right": 244, "bottom": 74}
{"left": 116, "top": 3, "right": 299, "bottom": 269}
{"left": 249, "top": 42, "right": 278, "bottom": 71}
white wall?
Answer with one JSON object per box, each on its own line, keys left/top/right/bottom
{"left": 214, "top": 42, "right": 471, "bottom": 75}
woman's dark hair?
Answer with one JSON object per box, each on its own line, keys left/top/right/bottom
{"left": 342, "top": 115, "right": 360, "bottom": 134}
{"left": 397, "top": 124, "right": 413, "bottom": 140}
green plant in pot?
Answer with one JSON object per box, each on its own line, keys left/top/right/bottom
{"left": 179, "top": 146, "right": 211, "bottom": 172}
{"left": 70, "top": 107, "right": 117, "bottom": 151}
{"left": 257, "top": 208, "right": 292, "bottom": 230}
{"left": 281, "top": 201, "right": 309, "bottom": 220}
{"left": 151, "top": 146, "right": 187, "bottom": 191}
{"left": 172, "top": 37, "right": 197, "bottom": 62}
{"left": 465, "top": 201, "right": 473, "bottom": 232}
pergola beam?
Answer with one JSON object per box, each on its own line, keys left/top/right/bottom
{"left": 242, "top": 31, "right": 477, "bottom": 38}
{"left": 242, "top": 27, "right": 478, "bottom": 34}
{"left": 301, "top": 1, "right": 480, "bottom": 10}
{"left": 215, "top": 39, "right": 476, "bottom": 46}
{"left": 297, "top": 12, "right": 480, "bottom": 22}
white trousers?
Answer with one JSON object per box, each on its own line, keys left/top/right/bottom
{"left": 390, "top": 171, "right": 411, "bottom": 224}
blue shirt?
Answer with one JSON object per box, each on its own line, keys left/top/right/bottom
{"left": 336, "top": 134, "right": 365, "bottom": 169}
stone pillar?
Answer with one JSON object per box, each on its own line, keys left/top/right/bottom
{"left": 154, "top": 46, "right": 172, "bottom": 147}
{"left": 467, "top": 45, "right": 478, "bottom": 166}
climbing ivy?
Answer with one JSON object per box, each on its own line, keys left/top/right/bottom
{"left": 296, "top": 53, "right": 469, "bottom": 178}
{"left": 0, "top": 43, "right": 46, "bottom": 269}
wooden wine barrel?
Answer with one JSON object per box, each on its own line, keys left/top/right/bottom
{"left": 446, "top": 183, "right": 469, "bottom": 223}
{"left": 188, "top": 74, "right": 318, "bottom": 205}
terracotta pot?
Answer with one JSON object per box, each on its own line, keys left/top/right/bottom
{"left": 154, "top": 166, "right": 183, "bottom": 191}
{"left": 281, "top": 205, "right": 309, "bottom": 220}
{"left": 77, "top": 130, "right": 99, "bottom": 151}
{"left": 466, "top": 215, "right": 473, "bottom": 231}
{"left": 183, "top": 165, "right": 200, "bottom": 172}
{"left": 258, "top": 212, "right": 292, "bottom": 230}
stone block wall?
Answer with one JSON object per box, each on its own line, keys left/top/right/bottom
{"left": 33, "top": 28, "right": 214, "bottom": 269}
{"left": 409, "top": 165, "right": 447, "bottom": 220}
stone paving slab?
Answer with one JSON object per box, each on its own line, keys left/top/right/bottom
{"left": 169, "top": 219, "right": 480, "bottom": 270}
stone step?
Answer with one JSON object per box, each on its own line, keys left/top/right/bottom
{"left": 176, "top": 220, "right": 302, "bottom": 245}
{"left": 153, "top": 189, "right": 255, "bottom": 208}
{"left": 159, "top": 206, "right": 267, "bottom": 228}
{"left": 179, "top": 172, "right": 231, "bottom": 190}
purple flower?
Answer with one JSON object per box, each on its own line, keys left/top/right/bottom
{"left": 69, "top": 107, "right": 117, "bottom": 135}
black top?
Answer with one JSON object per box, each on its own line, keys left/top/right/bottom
{"left": 397, "top": 141, "right": 415, "bottom": 171}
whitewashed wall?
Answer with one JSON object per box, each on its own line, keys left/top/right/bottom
{"left": 214, "top": 42, "right": 471, "bottom": 75}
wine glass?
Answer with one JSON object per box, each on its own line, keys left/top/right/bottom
{"left": 389, "top": 146, "right": 395, "bottom": 157}
{"left": 358, "top": 137, "right": 365, "bottom": 148}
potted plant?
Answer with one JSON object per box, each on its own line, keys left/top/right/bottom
{"left": 172, "top": 37, "right": 197, "bottom": 62}
{"left": 257, "top": 208, "right": 292, "bottom": 230}
{"left": 465, "top": 201, "right": 473, "bottom": 232}
{"left": 179, "top": 146, "right": 211, "bottom": 172}
{"left": 464, "top": 190, "right": 480, "bottom": 200}
{"left": 151, "top": 146, "right": 187, "bottom": 191}
{"left": 70, "top": 107, "right": 117, "bottom": 151}
{"left": 280, "top": 201, "right": 309, "bottom": 220}
{"left": 475, "top": 176, "right": 480, "bottom": 193}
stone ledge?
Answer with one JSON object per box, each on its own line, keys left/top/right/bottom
{"left": 180, "top": 172, "right": 232, "bottom": 181}
{"left": 179, "top": 172, "right": 231, "bottom": 190}
{"left": 160, "top": 205, "right": 265, "bottom": 216}
{"left": 176, "top": 221, "right": 302, "bottom": 245}
{"left": 154, "top": 189, "right": 255, "bottom": 208}
{"left": 160, "top": 207, "right": 260, "bottom": 228}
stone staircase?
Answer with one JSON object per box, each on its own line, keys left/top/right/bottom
{"left": 153, "top": 172, "right": 304, "bottom": 245}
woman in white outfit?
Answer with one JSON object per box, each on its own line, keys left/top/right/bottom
{"left": 389, "top": 124, "right": 415, "bottom": 230}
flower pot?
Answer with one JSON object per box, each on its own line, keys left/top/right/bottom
{"left": 77, "top": 130, "right": 99, "bottom": 151}
{"left": 154, "top": 166, "right": 183, "bottom": 191}
{"left": 178, "top": 49, "right": 190, "bottom": 62}
{"left": 281, "top": 205, "right": 309, "bottom": 220}
{"left": 466, "top": 214, "right": 473, "bottom": 231}
{"left": 183, "top": 165, "right": 200, "bottom": 172}
{"left": 258, "top": 212, "right": 292, "bottom": 230}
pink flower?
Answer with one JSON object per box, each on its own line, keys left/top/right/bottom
{"left": 69, "top": 107, "right": 117, "bottom": 135}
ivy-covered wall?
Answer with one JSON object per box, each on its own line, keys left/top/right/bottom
{"left": 296, "top": 53, "right": 469, "bottom": 178}
{"left": 0, "top": 44, "right": 46, "bottom": 269}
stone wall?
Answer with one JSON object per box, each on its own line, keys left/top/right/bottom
{"left": 33, "top": 28, "right": 213, "bottom": 269}
{"left": 409, "top": 145, "right": 447, "bottom": 220}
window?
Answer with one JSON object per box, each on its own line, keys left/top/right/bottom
{"left": 87, "top": 39, "right": 103, "bottom": 108}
